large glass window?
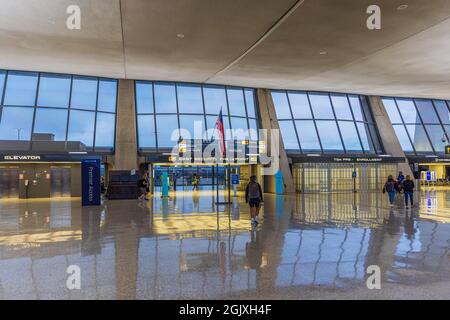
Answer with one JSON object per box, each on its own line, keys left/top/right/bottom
{"left": 156, "top": 114, "right": 179, "bottom": 148}
{"left": 393, "top": 125, "right": 414, "bottom": 152}
{"left": 137, "top": 115, "right": 156, "bottom": 149}
{"left": 67, "top": 110, "right": 95, "bottom": 147}
{"left": 0, "top": 107, "right": 34, "bottom": 140}
{"left": 425, "top": 125, "right": 447, "bottom": 151}
{"left": 278, "top": 121, "right": 299, "bottom": 150}
{"left": 33, "top": 108, "right": 68, "bottom": 141}
{"left": 349, "top": 96, "right": 365, "bottom": 121}
{"left": 3, "top": 71, "right": 38, "bottom": 106}
{"left": 136, "top": 82, "right": 258, "bottom": 152}
{"left": 383, "top": 98, "right": 402, "bottom": 123}
{"left": 415, "top": 99, "right": 439, "bottom": 124}
{"left": 382, "top": 97, "right": 450, "bottom": 154}
{"left": 271, "top": 90, "right": 380, "bottom": 154}
{"left": 0, "top": 70, "right": 117, "bottom": 152}
{"left": 331, "top": 94, "right": 353, "bottom": 120}
{"left": 177, "top": 84, "right": 203, "bottom": 114}
{"left": 206, "top": 115, "right": 231, "bottom": 140}
{"left": 136, "top": 82, "right": 154, "bottom": 114}
{"left": 289, "top": 92, "right": 312, "bottom": 119}
{"left": 0, "top": 71, "right": 5, "bottom": 99}
{"left": 95, "top": 113, "right": 115, "bottom": 149}
{"left": 295, "top": 120, "right": 320, "bottom": 151}
{"left": 434, "top": 100, "right": 450, "bottom": 125}
{"left": 406, "top": 124, "right": 433, "bottom": 152}
{"left": 71, "top": 76, "right": 97, "bottom": 110}
{"left": 154, "top": 83, "right": 177, "bottom": 113}
{"left": 244, "top": 89, "right": 256, "bottom": 118}
{"left": 37, "top": 74, "right": 71, "bottom": 108}
{"left": 179, "top": 114, "right": 205, "bottom": 140}
{"left": 309, "top": 93, "right": 334, "bottom": 119}
{"left": 316, "top": 121, "right": 344, "bottom": 152}
{"left": 272, "top": 91, "right": 291, "bottom": 120}
{"left": 338, "top": 121, "right": 362, "bottom": 151}
{"left": 230, "top": 117, "right": 249, "bottom": 140}
{"left": 396, "top": 99, "right": 418, "bottom": 123}
{"left": 357, "top": 123, "right": 372, "bottom": 152}
{"left": 97, "top": 80, "right": 117, "bottom": 112}
{"left": 204, "top": 86, "right": 228, "bottom": 115}
{"left": 227, "top": 88, "right": 247, "bottom": 117}
{"left": 249, "top": 118, "right": 258, "bottom": 140}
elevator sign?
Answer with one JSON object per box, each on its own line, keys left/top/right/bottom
{"left": 445, "top": 145, "right": 450, "bottom": 154}
{"left": 2, "top": 155, "right": 41, "bottom": 161}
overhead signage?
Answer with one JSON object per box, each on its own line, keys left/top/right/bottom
{"left": 2, "top": 155, "right": 41, "bottom": 161}
{"left": 434, "top": 158, "right": 450, "bottom": 162}
{"left": 290, "top": 155, "right": 404, "bottom": 164}
{"left": 333, "top": 157, "right": 383, "bottom": 163}
{"left": 0, "top": 154, "right": 103, "bottom": 162}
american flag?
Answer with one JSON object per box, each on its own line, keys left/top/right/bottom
{"left": 215, "top": 108, "right": 226, "bottom": 156}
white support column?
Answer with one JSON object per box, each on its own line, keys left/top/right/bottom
{"left": 257, "top": 88, "right": 295, "bottom": 194}
{"left": 113, "top": 79, "right": 138, "bottom": 170}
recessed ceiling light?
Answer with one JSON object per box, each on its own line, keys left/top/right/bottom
{"left": 397, "top": 4, "right": 408, "bottom": 10}
{"left": 176, "top": 33, "right": 185, "bottom": 39}
{"left": 319, "top": 51, "right": 327, "bottom": 55}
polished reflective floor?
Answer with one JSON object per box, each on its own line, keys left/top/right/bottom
{"left": 0, "top": 190, "right": 449, "bottom": 300}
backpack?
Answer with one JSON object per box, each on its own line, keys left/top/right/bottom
{"left": 385, "top": 181, "right": 395, "bottom": 192}
{"left": 247, "top": 182, "right": 261, "bottom": 199}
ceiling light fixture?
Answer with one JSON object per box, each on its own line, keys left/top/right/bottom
{"left": 397, "top": 4, "right": 408, "bottom": 10}
{"left": 176, "top": 33, "right": 185, "bottom": 39}
{"left": 319, "top": 51, "right": 327, "bottom": 55}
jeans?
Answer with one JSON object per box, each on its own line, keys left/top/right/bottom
{"left": 388, "top": 191, "right": 396, "bottom": 205}
{"left": 404, "top": 191, "right": 413, "bottom": 206}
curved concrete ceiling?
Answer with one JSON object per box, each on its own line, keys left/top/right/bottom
{"left": 0, "top": 0, "right": 449, "bottom": 99}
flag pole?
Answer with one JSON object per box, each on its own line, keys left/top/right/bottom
{"left": 214, "top": 106, "right": 230, "bottom": 205}
{"left": 214, "top": 107, "right": 220, "bottom": 206}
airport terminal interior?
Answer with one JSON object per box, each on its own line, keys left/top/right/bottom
{"left": 0, "top": 0, "right": 450, "bottom": 300}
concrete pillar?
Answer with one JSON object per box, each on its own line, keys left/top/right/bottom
{"left": 368, "top": 96, "right": 413, "bottom": 177}
{"left": 256, "top": 88, "right": 295, "bottom": 194}
{"left": 114, "top": 79, "right": 138, "bottom": 170}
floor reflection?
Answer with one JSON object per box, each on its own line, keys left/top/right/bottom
{"left": 0, "top": 190, "right": 449, "bottom": 299}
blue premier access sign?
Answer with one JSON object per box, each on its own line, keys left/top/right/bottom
{"left": 81, "top": 159, "right": 101, "bottom": 206}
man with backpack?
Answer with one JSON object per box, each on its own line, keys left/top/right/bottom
{"left": 245, "top": 175, "right": 263, "bottom": 226}
{"left": 402, "top": 175, "right": 415, "bottom": 209}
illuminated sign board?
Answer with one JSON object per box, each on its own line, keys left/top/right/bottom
{"left": 2, "top": 155, "right": 41, "bottom": 161}
{"left": 445, "top": 145, "right": 450, "bottom": 154}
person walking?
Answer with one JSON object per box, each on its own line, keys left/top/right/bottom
{"left": 138, "top": 172, "right": 149, "bottom": 201}
{"left": 397, "top": 171, "right": 405, "bottom": 193}
{"left": 397, "top": 171, "right": 405, "bottom": 184}
{"left": 383, "top": 175, "right": 398, "bottom": 208}
{"left": 245, "top": 176, "right": 263, "bottom": 226}
{"left": 402, "top": 175, "right": 415, "bottom": 209}
{"left": 192, "top": 173, "right": 199, "bottom": 191}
